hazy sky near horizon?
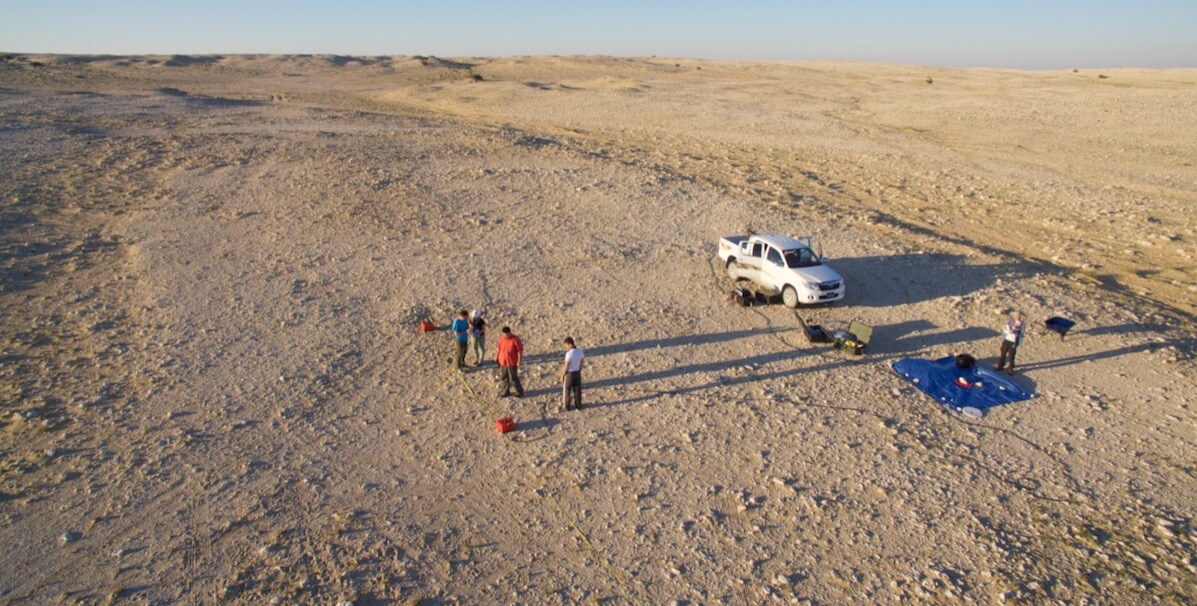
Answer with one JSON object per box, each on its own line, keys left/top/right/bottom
{"left": 2, "top": 0, "right": 1194, "bottom": 69}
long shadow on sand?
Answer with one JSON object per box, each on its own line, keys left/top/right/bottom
{"left": 1016, "top": 338, "right": 1192, "bottom": 374}
{"left": 867, "top": 210, "right": 1196, "bottom": 323}
{"left": 588, "top": 351, "right": 897, "bottom": 408}
{"left": 522, "top": 346, "right": 890, "bottom": 403}
{"left": 868, "top": 319, "right": 999, "bottom": 355}
{"left": 522, "top": 327, "right": 794, "bottom": 365}
{"left": 831, "top": 252, "right": 1033, "bottom": 307}
{"left": 185, "top": 96, "right": 266, "bottom": 108}
{"left": 1077, "top": 323, "right": 1169, "bottom": 338}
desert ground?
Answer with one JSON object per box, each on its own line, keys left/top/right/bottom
{"left": 1, "top": 53, "right": 1195, "bottom": 604}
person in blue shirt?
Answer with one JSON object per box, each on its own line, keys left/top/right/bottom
{"left": 451, "top": 310, "right": 470, "bottom": 370}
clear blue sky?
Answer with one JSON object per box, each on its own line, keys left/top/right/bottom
{"left": 2, "top": 0, "right": 1194, "bottom": 68}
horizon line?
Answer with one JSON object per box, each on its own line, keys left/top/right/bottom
{"left": 3, "top": 51, "right": 1194, "bottom": 72}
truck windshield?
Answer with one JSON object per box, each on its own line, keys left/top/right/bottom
{"left": 783, "top": 248, "right": 820, "bottom": 268}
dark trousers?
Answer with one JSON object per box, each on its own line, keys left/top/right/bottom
{"left": 997, "top": 340, "right": 1018, "bottom": 370}
{"left": 455, "top": 340, "right": 468, "bottom": 368}
{"left": 562, "top": 371, "right": 582, "bottom": 410}
{"left": 498, "top": 365, "right": 523, "bottom": 397}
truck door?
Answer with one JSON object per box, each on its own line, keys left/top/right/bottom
{"left": 764, "top": 245, "right": 787, "bottom": 287}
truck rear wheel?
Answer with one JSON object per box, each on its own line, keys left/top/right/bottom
{"left": 782, "top": 285, "right": 799, "bottom": 308}
{"left": 725, "top": 256, "right": 735, "bottom": 269}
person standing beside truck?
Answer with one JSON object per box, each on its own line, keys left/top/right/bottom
{"left": 560, "top": 337, "right": 585, "bottom": 411}
{"left": 495, "top": 326, "right": 524, "bottom": 398}
{"left": 450, "top": 310, "right": 470, "bottom": 370}
{"left": 994, "top": 311, "right": 1025, "bottom": 375}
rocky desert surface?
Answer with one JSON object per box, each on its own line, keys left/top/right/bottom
{"left": 1, "top": 53, "right": 1194, "bottom": 604}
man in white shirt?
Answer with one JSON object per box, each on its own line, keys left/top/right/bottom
{"left": 560, "top": 337, "right": 585, "bottom": 411}
{"left": 995, "top": 312, "right": 1025, "bottom": 375}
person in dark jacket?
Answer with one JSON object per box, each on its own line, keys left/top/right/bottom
{"left": 496, "top": 326, "right": 524, "bottom": 398}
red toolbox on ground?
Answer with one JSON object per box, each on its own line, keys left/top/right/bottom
{"left": 495, "top": 417, "right": 516, "bottom": 434}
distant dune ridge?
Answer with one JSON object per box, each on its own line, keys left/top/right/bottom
{"left": 1, "top": 54, "right": 1194, "bottom": 603}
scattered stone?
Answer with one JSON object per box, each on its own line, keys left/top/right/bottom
{"left": 1155, "top": 518, "right": 1176, "bottom": 538}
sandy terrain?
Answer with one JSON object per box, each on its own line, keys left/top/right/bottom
{"left": 1, "top": 54, "right": 1195, "bottom": 604}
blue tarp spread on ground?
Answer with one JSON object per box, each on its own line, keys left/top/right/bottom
{"left": 891, "top": 356, "right": 1034, "bottom": 412}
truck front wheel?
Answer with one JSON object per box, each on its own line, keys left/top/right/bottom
{"left": 782, "top": 285, "right": 799, "bottom": 308}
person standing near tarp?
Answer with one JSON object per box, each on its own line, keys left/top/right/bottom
{"left": 560, "top": 337, "right": 585, "bottom": 411}
{"left": 469, "top": 309, "right": 487, "bottom": 367}
{"left": 495, "top": 326, "right": 524, "bottom": 398}
{"left": 450, "top": 310, "right": 470, "bottom": 370}
{"left": 994, "top": 311, "right": 1025, "bottom": 375}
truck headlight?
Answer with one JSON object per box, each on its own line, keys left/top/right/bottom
{"left": 804, "top": 281, "right": 821, "bottom": 289}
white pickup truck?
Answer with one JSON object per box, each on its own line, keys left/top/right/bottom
{"left": 717, "top": 234, "right": 845, "bottom": 307}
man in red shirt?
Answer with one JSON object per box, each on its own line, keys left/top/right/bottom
{"left": 495, "top": 326, "right": 524, "bottom": 398}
